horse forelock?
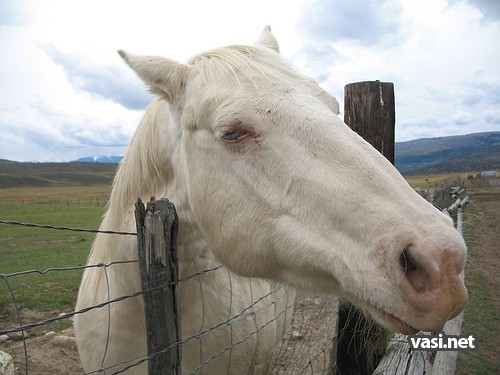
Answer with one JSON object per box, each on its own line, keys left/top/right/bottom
{"left": 188, "top": 44, "right": 303, "bottom": 89}
{"left": 187, "top": 44, "right": 339, "bottom": 114}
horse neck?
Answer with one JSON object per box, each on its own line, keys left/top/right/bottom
{"left": 102, "top": 98, "right": 212, "bottom": 268}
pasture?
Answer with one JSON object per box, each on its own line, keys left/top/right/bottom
{"left": 0, "top": 203, "right": 103, "bottom": 311}
{"left": 405, "top": 172, "right": 482, "bottom": 188}
{"left": 0, "top": 185, "right": 109, "bottom": 322}
{"left": 0, "top": 177, "right": 498, "bottom": 374}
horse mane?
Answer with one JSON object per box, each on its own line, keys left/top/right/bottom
{"left": 106, "top": 98, "right": 172, "bottom": 220}
{"left": 189, "top": 44, "right": 339, "bottom": 113}
{"left": 188, "top": 44, "right": 306, "bottom": 89}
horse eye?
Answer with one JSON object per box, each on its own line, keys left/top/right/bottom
{"left": 221, "top": 129, "right": 247, "bottom": 142}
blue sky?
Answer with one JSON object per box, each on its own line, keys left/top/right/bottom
{"left": 0, "top": 0, "right": 499, "bottom": 161}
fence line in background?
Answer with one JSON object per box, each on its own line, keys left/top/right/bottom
{"left": 373, "top": 185, "right": 469, "bottom": 375}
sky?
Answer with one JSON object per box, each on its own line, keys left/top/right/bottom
{"left": 0, "top": 0, "right": 499, "bottom": 162}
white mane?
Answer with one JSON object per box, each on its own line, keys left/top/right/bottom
{"left": 190, "top": 45, "right": 299, "bottom": 85}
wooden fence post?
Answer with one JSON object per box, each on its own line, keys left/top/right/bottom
{"left": 333, "top": 81, "right": 395, "bottom": 374}
{"left": 135, "top": 197, "right": 181, "bottom": 375}
{"left": 344, "top": 80, "right": 395, "bottom": 163}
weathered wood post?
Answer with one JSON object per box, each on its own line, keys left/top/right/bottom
{"left": 334, "top": 81, "right": 395, "bottom": 375}
{"left": 135, "top": 197, "right": 181, "bottom": 375}
{"left": 344, "top": 80, "right": 395, "bottom": 163}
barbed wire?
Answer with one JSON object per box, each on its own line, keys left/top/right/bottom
{"left": 0, "top": 219, "right": 136, "bottom": 236}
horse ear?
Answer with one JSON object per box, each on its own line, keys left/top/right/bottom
{"left": 317, "top": 90, "right": 340, "bottom": 115}
{"left": 255, "top": 25, "right": 280, "bottom": 53}
{"left": 118, "top": 50, "right": 189, "bottom": 103}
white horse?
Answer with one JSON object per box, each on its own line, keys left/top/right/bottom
{"left": 75, "top": 27, "right": 467, "bottom": 374}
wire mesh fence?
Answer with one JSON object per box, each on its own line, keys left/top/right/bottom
{"left": 0, "top": 183, "right": 469, "bottom": 375}
{"left": 0, "top": 200, "right": 338, "bottom": 375}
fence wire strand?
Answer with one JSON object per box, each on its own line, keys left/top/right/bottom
{"left": 0, "top": 219, "right": 136, "bottom": 236}
{"left": 1, "top": 274, "right": 29, "bottom": 375}
{"left": 0, "top": 260, "right": 139, "bottom": 279}
{"left": 0, "top": 263, "right": 224, "bottom": 336}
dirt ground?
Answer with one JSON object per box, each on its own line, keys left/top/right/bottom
{"left": 1, "top": 296, "right": 339, "bottom": 375}
{"left": 456, "top": 187, "right": 500, "bottom": 373}
{"left": 467, "top": 188, "right": 500, "bottom": 308}
{"left": 1, "top": 186, "right": 498, "bottom": 374}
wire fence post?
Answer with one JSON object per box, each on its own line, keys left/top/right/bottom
{"left": 135, "top": 197, "right": 181, "bottom": 375}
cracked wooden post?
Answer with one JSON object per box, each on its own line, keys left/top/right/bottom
{"left": 330, "top": 81, "right": 395, "bottom": 375}
{"left": 344, "top": 80, "right": 395, "bottom": 163}
{"left": 135, "top": 197, "right": 180, "bottom": 375}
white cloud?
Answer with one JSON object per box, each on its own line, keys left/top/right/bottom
{"left": 0, "top": 0, "right": 306, "bottom": 161}
{"left": 0, "top": 0, "right": 498, "bottom": 161}
{"left": 295, "top": 0, "right": 500, "bottom": 141}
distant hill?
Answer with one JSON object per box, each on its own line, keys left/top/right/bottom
{"left": 395, "top": 132, "right": 500, "bottom": 174}
{"left": 73, "top": 155, "right": 123, "bottom": 163}
{"left": 0, "top": 132, "right": 498, "bottom": 188}
{"left": 0, "top": 160, "right": 117, "bottom": 188}
{"left": 71, "top": 132, "right": 499, "bottom": 174}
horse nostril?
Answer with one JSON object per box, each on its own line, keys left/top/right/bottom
{"left": 399, "top": 247, "right": 430, "bottom": 293}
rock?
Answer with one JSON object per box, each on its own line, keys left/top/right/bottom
{"left": 0, "top": 336, "right": 8, "bottom": 344}
{"left": 0, "top": 350, "right": 14, "bottom": 375}
{"left": 53, "top": 335, "right": 77, "bottom": 348}
{"left": 6, "top": 331, "right": 26, "bottom": 341}
{"left": 291, "top": 331, "right": 304, "bottom": 340}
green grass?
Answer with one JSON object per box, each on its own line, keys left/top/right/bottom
{"left": 0, "top": 203, "right": 104, "bottom": 312}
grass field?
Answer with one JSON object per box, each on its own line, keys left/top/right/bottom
{"left": 0, "top": 185, "right": 111, "bottom": 205}
{"left": 0, "top": 185, "right": 111, "bottom": 316}
{"left": 404, "top": 171, "right": 485, "bottom": 188}
{"left": 0, "top": 203, "right": 105, "bottom": 312}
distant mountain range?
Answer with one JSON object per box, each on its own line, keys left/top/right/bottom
{"left": 73, "top": 155, "right": 123, "bottom": 163}
{"left": 0, "top": 132, "right": 498, "bottom": 188}
{"left": 395, "top": 131, "right": 499, "bottom": 174}
{"left": 72, "top": 131, "right": 500, "bottom": 175}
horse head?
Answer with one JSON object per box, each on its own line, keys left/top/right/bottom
{"left": 118, "top": 26, "right": 467, "bottom": 334}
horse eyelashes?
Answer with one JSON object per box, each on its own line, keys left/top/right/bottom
{"left": 222, "top": 129, "right": 246, "bottom": 141}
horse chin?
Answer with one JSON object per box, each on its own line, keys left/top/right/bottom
{"left": 368, "top": 306, "right": 420, "bottom": 335}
